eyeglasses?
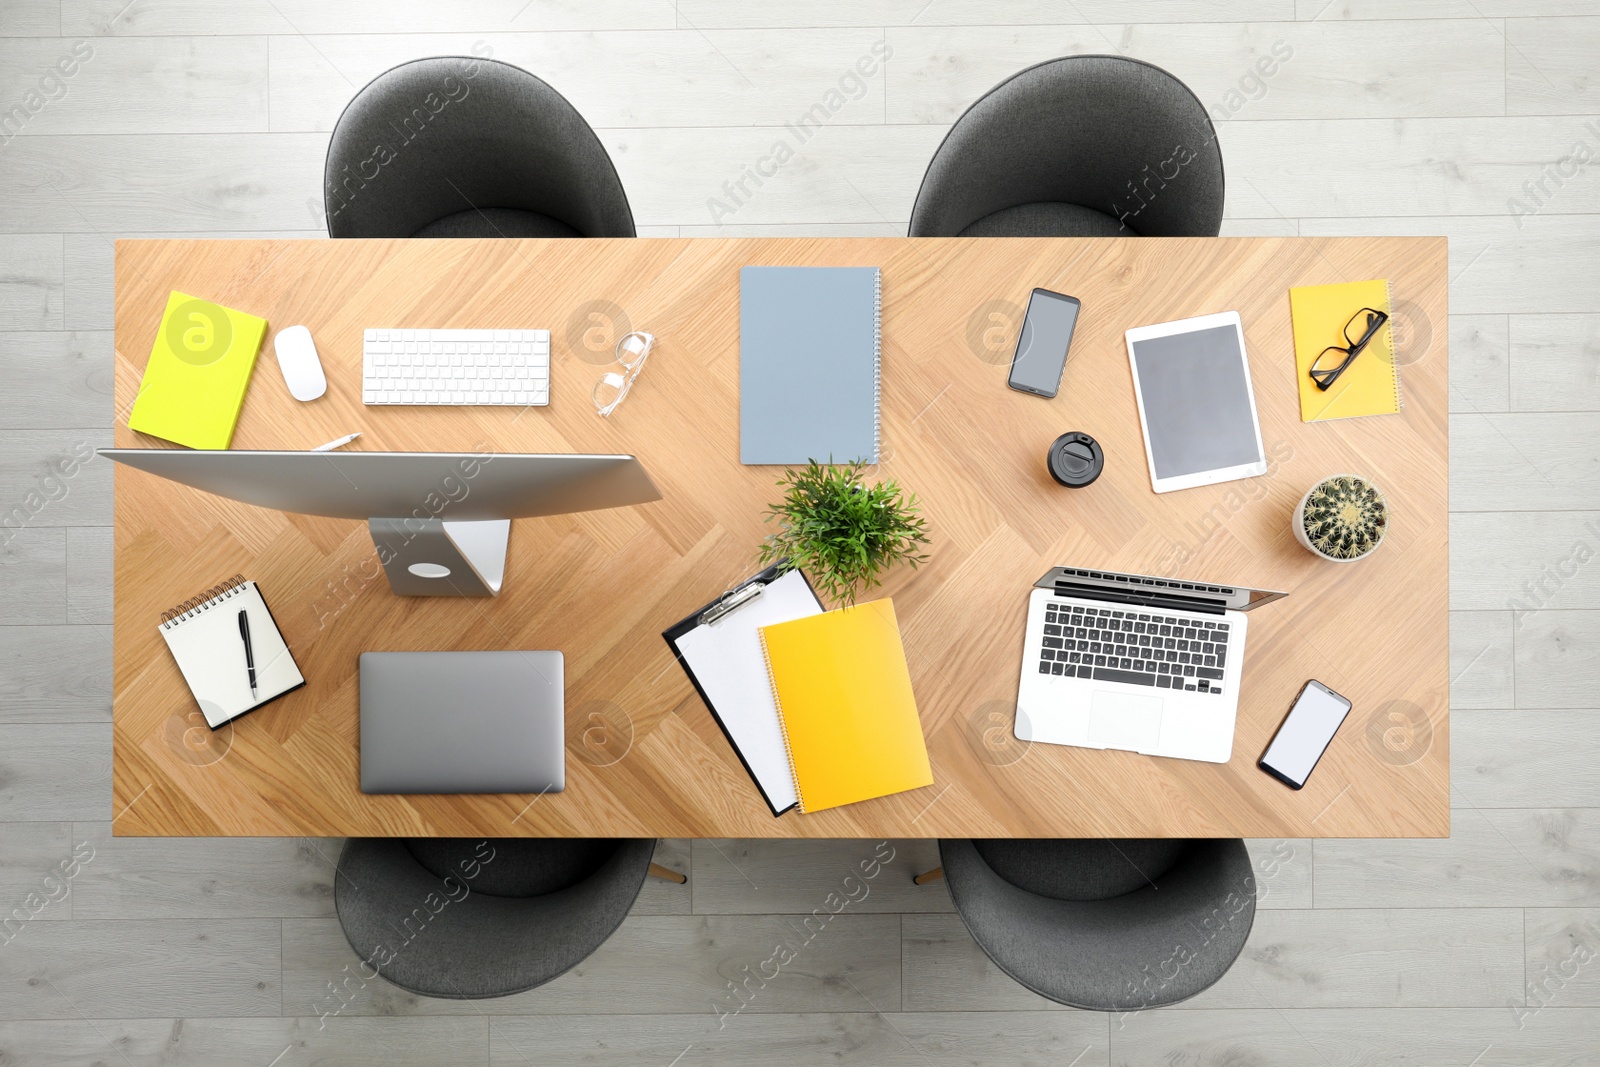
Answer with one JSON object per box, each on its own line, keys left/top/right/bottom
{"left": 592, "top": 331, "right": 654, "bottom": 417}
{"left": 1310, "top": 308, "right": 1389, "bottom": 392}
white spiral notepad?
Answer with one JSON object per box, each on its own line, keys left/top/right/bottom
{"left": 158, "top": 575, "right": 305, "bottom": 729}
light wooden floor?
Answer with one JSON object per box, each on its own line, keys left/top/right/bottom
{"left": 2, "top": 1, "right": 1598, "bottom": 1063}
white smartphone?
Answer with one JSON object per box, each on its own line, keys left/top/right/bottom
{"left": 1258, "top": 679, "right": 1352, "bottom": 790}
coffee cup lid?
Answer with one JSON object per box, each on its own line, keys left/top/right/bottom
{"left": 1049, "top": 432, "right": 1103, "bottom": 488}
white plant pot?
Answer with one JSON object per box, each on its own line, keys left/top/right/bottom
{"left": 1293, "top": 474, "right": 1386, "bottom": 563}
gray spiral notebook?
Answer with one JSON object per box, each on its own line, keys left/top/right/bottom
{"left": 739, "top": 266, "right": 881, "bottom": 465}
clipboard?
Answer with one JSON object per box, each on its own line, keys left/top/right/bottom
{"left": 662, "top": 565, "right": 823, "bottom": 816}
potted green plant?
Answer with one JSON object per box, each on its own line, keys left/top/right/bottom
{"left": 758, "top": 460, "right": 931, "bottom": 606}
{"left": 1293, "top": 473, "right": 1388, "bottom": 562}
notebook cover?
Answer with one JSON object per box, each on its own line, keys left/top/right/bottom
{"left": 1290, "top": 278, "right": 1400, "bottom": 422}
{"left": 758, "top": 598, "right": 932, "bottom": 814}
{"left": 128, "top": 290, "right": 268, "bottom": 450}
{"left": 739, "top": 266, "right": 880, "bottom": 464}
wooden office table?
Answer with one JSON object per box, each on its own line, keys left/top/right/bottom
{"left": 112, "top": 236, "right": 1448, "bottom": 839}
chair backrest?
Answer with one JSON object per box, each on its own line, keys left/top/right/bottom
{"left": 973, "top": 838, "right": 1190, "bottom": 900}
{"left": 403, "top": 837, "right": 620, "bottom": 898}
{"left": 909, "top": 55, "right": 1223, "bottom": 237}
{"left": 324, "top": 57, "right": 634, "bottom": 238}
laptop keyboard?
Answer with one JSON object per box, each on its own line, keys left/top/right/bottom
{"left": 1037, "top": 602, "right": 1230, "bottom": 694}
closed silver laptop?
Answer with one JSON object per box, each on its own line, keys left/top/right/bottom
{"left": 359, "top": 651, "right": 565, "bottom": 794}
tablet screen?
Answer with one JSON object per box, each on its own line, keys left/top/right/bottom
{"left": 1130, "top": 324, "right": 1262, "bottom": 480}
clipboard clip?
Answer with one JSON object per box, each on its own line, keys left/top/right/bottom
{"left": 699, "top": 580, "right": 767, "bottom": 626}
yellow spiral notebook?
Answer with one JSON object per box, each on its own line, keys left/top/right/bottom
{"left": 128, "top": 291, "right": 268, "bottom": 450}
{"left": 1289, "top": 278, "right": 1401, "bottom": 422}
{"left": 758, "top": 598, "right": 933, "bottom": 814}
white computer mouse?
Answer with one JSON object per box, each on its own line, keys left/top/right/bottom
{"left": 274, "top": 325, "right": 327, "bottom": 401}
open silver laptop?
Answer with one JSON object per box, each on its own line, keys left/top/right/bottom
{"left": 1016, "top": 567, "right": 1285, "bottom": 763}
{"left": 359, "top": 651, "right": 565, "bottom": 794}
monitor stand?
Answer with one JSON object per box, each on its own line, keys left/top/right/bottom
{"left": 368, "top": 518, "right": 509, "bottom": 597}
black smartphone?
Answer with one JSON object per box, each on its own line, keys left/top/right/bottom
{"left": 1258, "top": 680, "right": 1352, "bottom": 789}
{"left": 1007, "top": 288, "right": 1081, "bottom": 398}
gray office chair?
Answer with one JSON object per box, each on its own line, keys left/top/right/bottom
{"left": 323, "top": 57, "right": 635, "bottom": 239}
{"left": 908, "top": 56, "right": 1224, "bottom": 238}
{"left": 919, "top": 838, "right": 1254, "bottom": 1010}
{"left": 334, "top": 837, "right": 680, "bottom": 998}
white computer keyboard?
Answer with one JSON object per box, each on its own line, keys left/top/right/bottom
{"left": 362, "top": 329, "right": 550, "bottom": 406}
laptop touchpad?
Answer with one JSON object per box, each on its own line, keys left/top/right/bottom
{"left": 1088, "top": 691, "right": 1163, "bottom": 752}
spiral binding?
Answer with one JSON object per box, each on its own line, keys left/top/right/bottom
{"left": 160, "top": 574, "right": 248, "bottom": 629}
{"left": 871, "top": 268, "right": 882, "bottom": 463}
{"left": 759, "top": 629, "right": 808, "bottom": 814}
{"left": 1384, "top": 278, "right": 1405, "bottom": 413}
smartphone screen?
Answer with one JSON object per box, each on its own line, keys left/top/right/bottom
{"left": 1008, "top": 289, "right": 1080, "bottom": 398}
{"left": 1259, "top": 680, "right": 1352, "bottom": 789}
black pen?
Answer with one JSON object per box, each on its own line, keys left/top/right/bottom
{"left": 238, "top": 609, "right": 257, "bottom": 698}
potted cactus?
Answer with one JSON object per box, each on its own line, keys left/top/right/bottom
{"left": 1294, "top": 474, "right": 1387, "bottom": 562}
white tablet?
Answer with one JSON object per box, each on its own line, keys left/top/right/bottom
{"left": 1125, "top": 311, "right": 1267, "bottom": 494}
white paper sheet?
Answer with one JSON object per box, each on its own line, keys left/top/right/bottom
{"left": 674, "top": 570, "right": 822, "bottom": 813}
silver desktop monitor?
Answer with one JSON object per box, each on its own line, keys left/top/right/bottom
{"left": 100, "top": 449, "right": 661, "bottom": 598}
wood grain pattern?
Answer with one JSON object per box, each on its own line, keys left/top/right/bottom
{"left": 0, "top": 234, "right": 64, "bottom": 329}
{"left": 1181, "top": 907, "right": 1524, "bottom": 1008}
{"left": 690, "top": 839, "right": 949, "bottom": 913}
{"left": 1513, "top": 610, "right": 1600, "bottom": 709}
{"left": 0, "top": 36, "right": 269, "bottom": 136}
{"left": 903, "top": 908, "right": 1526, "bottom": 1010}
{"left": 1451, "top": 314, "right": 1509, "bottom": 413}
{"left": 0, "top": 428, "right": 113, "bottom": 526}
{"left": 0, "top": 917, "right": 281, "bottom": 1018}
{"left": 0, "top": 626, "right": 110, "bottom": 722}
{"left": 111, "top": 235, "right": 1449, "bottom": 838}
{"left": 1524, "top": 908, "right": 1600, "bottom": 1007}
{"left": 1228, "top": 119, "right": 1600, "bottom": 218}
{"left": 1451, "top": 413, "right": 1600, "bottom": 511}
{"left": 0, "top": 723, "right": 110, "bottom": 821}
{"left": 1301, "top": 213, "right": 1600, "bottom": 316}
{"left": 1315, "top": 808, "right": 1600, "bottom": 908}
{"left": 1112, "top": 1006, "right": 1599, "bottom": 1067}
{"left": 1449, "top": 611, "right": 1515, "bottom": 710}
{"left": 0, "top": 822, "right": 75, "bottom": 922}
{"left": 886, "top": 21, "right": 1506, "bottom": 123}
{"left": 70, "top": 825, "right": 338, "bottom": 918}
{"left": 487, "top": 1011, "right": 1111, "bottom": 1067}
{"left": 282, "top": 913, "right": 903, "bottom": 1015}
{"left": 0, "top": 525, "right": 65, "bottom": 624}
{"left": 0, "top": 1018, "right": 489, "bottom": 1067}
{"left": 1507, "top": 14, "right": 1600, "bottom": 115}
{"left": 901, "top": 914, "right": 1064, "bottom": 1011}
{"left": 0, "top": 332, "right": 114, "bottom": 427}
{"left": 1509, "top": 314, "right": 1600, "bottom": 411}
{"left": 64, "top": 525, "right": 112, "bottom": 625}
{"left": 1452, "top": 512, "right": 1600, "bottom": 610}
{"left": 1454, "top": 712, "right": 1600, "bottom": 808}
{"left": 61, "top": 0, "right": 676, "bottom": 36}
{"left": 268, "top": 28, "right": 895, "bottom": 133}
{"left": 677, "top": 0, "right": 1294, "bottom": 28}
{"left": 65, "top": 232, "right": 326, "bottom": 331}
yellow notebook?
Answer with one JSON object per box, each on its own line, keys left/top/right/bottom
{"left": 1289, "top": 278, "right": 1401, "bottom": 422}
{"left": 128, "top": 291, "right": 268, "bottom": 450}
{"left": 759, "top": 598, "right": 933, "bottom": 814}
